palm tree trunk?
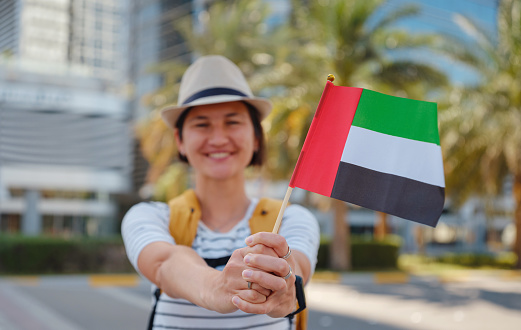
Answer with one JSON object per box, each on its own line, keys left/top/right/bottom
{"left": 416, "top": 225, "right": 426, "bottom": 255}
{"left": 330, "top": 199, "right": 351, "bottom": 270}
{"left": 513, "top": 172, "right": 521, "bottom": 269}
{"left": 374, "top": 212, "right": 388, "bottom": 240}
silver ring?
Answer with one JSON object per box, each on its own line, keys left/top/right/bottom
{"left": 282, "top": 247, "right": 291, "bottom": 260}
{"left": 247, "top": 281, "right": 252, "bottom": 289}
{"left": 282, "top": 264, "right": 292, "bottom": 280}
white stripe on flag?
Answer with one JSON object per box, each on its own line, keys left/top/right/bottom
{"left": 340, "top": 126, "right": 445, "bottom": 187}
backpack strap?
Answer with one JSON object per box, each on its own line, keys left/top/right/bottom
{"left": 296, "top": 309, "right": 308, "bottom": 330}
{"left": 168, "top": 189, "right": 201, "bottom": 247}
{"left": 147, "top": 288, "right": 161, "bottom": 330}
{"left": 249, "top": 198, "right": 284, "bottom": 234}
{"left": 168, "top": 190, "right": 283, "bottom": 246}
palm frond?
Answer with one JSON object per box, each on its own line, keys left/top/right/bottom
{"left": 368, "top": 3, "right": 420, "bottom": 35}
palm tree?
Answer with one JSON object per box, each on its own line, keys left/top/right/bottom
{"left": 439, "top": 0, "right": 521, "bottom": 267}
{"left": 136, "top": 111, "right": 190, "bottom": 201}
{"left": 268, "top": 0, "right": 457, "bottom": 270}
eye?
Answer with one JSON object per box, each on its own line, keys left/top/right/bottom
{"left": 227, "top": 118, "right": 244, "bottom": 125}
{"left": 192, "top": 122, "right": 209, "bottom": 128}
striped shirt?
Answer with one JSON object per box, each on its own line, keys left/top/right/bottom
{"left": 122, "top": 198, "right": 320, "bottom": 330}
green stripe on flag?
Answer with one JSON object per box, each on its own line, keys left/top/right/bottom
{"left": 352, "top": 89, "right": 440, "bottom": 145}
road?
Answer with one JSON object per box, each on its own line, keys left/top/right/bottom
{"left": 0, "top": 271, "right": 520, "bottom": 330}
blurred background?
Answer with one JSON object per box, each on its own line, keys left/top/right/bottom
{"left": 0, "top": 0, "right": 520, "bottom": 329}
{"left": 0, "top": 0, "right": 519, "bottom": 271}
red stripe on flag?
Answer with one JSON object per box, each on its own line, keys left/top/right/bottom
{"left": 289, "top": 81, "right": 362, "bottom": 196}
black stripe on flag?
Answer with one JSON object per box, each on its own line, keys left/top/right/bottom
{"left": 331, "top": 162, "right": 444, "bottom": 227}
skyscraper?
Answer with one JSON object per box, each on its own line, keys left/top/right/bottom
{"left": 0, "top": 0, "right": 133, "bottom": 236}
{"left": 69, "top": 0, "right": 129, "bottom": 85}
{"left": 128, "top": 0, "right": 193, "bottom": 119}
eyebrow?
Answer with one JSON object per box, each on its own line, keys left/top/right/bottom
{"left": 187, "top": 112, "right": 244, "bottom": 122}
{"left": 187, "top": 115, "right": 209, "bottom": 122}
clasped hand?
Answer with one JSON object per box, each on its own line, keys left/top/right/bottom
{"left": 229, "top": 232, "right": 297, "bottom": 318}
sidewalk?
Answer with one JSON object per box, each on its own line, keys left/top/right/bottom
{"left": 307, "top": 269, "right": 521, "bottom": 330}
{"left": 2, "top": 271, "right": 521, "bottom": 330}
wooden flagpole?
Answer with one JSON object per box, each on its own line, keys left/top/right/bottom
{"left": 272, "top": 74, "right": 336, "bottom": 234}
{"left": 272, "top": 186, "right": 293, "bottom": 234}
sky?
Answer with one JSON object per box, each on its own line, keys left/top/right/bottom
{"left": 386, "top": 0, "right": 497, "bottom": 34}
{"left": 382, "top": 0, "right": 498, "bottom": 85}
{"left": 266, "top": 0, "right": 499, "bottom": 86}
{"left": 264, "top": 0, "right": 499, "bottom": 85}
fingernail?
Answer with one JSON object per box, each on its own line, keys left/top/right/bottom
{"left": 232, "top": 296, "right": 240, "bottom": 306}
{"left": 244, "top": 254, "right": 252, "bottom": 264}
{"left": 245, "top": 236, "right": 253, "bottom": 245}
{"left": 242, "top": 269, "right": 253, "bottom": 279}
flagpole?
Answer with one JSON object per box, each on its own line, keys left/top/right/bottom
{"left": 271, "top": 74, "right": 335, "bottom": 234}
{"left": 272, "top": 186, "right": 293, "bottom": 234}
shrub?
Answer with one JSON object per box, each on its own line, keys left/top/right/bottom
{"left": 317, "top": 235, "right": 402, "bottom": 270}
{"left": 435, "top": 252, "right": 517, "bottom": 269}
{"left": 0, "top": 235, "right": 133, "bottom": 274}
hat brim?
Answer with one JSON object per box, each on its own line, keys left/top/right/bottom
{"left": 160, "top": 95, "right": 272, "bottom": 129}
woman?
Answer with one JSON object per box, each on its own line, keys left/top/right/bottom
{"left": 122, "top": 55, "right": 320, "bottom": 330}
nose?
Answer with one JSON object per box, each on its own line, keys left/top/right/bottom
{"left": 208, "top": 125, "right": 229, "bottom": 146}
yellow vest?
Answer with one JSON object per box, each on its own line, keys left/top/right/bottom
{"left": 167, "top": 189, "right": 308, "bottom": 330}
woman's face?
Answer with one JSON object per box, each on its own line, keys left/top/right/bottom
{"left": 175, "top": 101, "right": 258, "bottom": 182}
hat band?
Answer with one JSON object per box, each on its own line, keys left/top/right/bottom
{"left": 182, "top": 87, "right": 248, "bottom": 105}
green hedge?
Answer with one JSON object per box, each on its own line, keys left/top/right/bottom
{"left": 1, "top": 234, "right": 405, "bottom": 274}
{"left": 317, "top": 235, "right": 402, "bottom": 270}
{"left": 0, "top": 235, "right": 134, "bottom": 274}
{"left": 435, "top": 252, "right": 517, "bottom": 269}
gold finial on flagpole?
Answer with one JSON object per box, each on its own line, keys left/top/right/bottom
{"left": 327, "top": 74, "right": 335, "bottom": 82}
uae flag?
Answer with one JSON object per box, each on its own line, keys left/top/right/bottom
{"left": 289, "top": 81, "right": 445, "bottom": 227}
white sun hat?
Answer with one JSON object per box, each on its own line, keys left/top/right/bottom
{"left": 160, "top": 55, "right": 272, "bottom": 129}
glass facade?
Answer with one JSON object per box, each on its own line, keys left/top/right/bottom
{"left": 0, "top": 0, "right": 132, "bottom": 236}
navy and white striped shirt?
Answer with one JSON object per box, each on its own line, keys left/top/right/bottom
{"left": 122, "top": 198, "right": 319, "bottom": 330}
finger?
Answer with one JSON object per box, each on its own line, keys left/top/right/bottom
{"left": 242, "top": 269, "right": 287, "bottom": 292}
{"left": 232, "top": 296, "right": 270, "bottom": 315}
{"left": 244, "top": 254, "right": 291, "bottom": 278}
{"left": 248, "top": 281, "right": 272, "bottom": 297}
{"left": 236, "top": 289, "right": 267, "bottom": 304}
{"left": 245, "top": 233, "right": 289, "bottom": 258}
{"left": 240, "top": 244, "right": 278, "bottom": 258}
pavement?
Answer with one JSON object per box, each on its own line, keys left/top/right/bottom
{"left": 307, "top": 269, "right": 521, "bottom": 329}
{"left": 1, "top": 270, "right": 520, "bottom": 330}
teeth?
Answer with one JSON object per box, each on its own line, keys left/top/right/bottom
{"left": 209, "top": 152, "right": 230, "bottom": 159}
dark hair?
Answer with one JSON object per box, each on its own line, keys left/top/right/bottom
{"left": 175, "top": 102, "right": 266, "bottom": 166}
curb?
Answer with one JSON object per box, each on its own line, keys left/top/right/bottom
{"left": 4, "top": 270, "right": 521, "bottom": 287}
{"left": 2, "top": 274, "right": 146, "bottom": 287}
{"left": 311, "top": 269, "right": 521, "bottom": 285}
{"left": 501, "top": 270, "right": 521, "bottom": 281}
{"left": 88, "top": 274, "right": 142, "bottom": 287}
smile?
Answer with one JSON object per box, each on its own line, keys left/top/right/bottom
{"left": 208, "top": 152, "right": 232, "bottom": 159}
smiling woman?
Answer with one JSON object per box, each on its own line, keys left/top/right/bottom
{"left": 175, "top": 103, "right": 258, "bottom": 184}
{"left": 175, "top": 101, "right": 265, "bottom": 165}
{"left": 121, "top": 55, "right": 320, "bottom": 330}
